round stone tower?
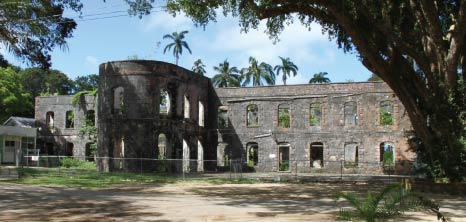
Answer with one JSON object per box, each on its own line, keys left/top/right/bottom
{"left": 97, "top": 60, "right": 211, "bottom": 172}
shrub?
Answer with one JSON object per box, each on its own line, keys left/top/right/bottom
{"left": 335, "top": 183, "right": 443, "bottom": 222}
{"left": 61, "top": 157, "right": 96, "bottom": 170}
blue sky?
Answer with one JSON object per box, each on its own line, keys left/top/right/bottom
{"left": 3, "top": 0, "right": 371, "bottom": 84}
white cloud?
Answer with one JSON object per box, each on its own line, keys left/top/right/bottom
{"left": 206, "top": 21, "right": 334, "bottom": 68}
{"left": 141, "top": 11, "right": 193, "bottom": 32}
{"left": 84, "top": 55, "right": 99, "bottom": 70}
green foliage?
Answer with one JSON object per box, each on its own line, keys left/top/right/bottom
{"left": 309, "top": 72, "right": 331, "bottom": 84}
{"left": 65, "top": 111, "right": 75, "bottom": 128}
{"left": 0, "top": 67, "right": 32, "bottom": 122}
{"left": 368, "top": 74, "right": 383, "bottom": 81}
{"left": 380, "top": 109, "right": 394, "bottom": 125}
{"left": 274, "top": 56, "right": 298, "bottom": 85}
{"left": 279, "top": 161, "right": 289, "bottom": 171}
{"left": 335, "top": 183, "right": 441, "bottom": 222}
{"left": 241, "top": 56, "right": 275, "bottom": 86}
{"left": 192, "top": 59, "right": 206, "bottom": 76}
{"left": 73, "top": 74, "right": 99, "bottom": 92}
{"left": 0, "top": 0, "right": 81, "bottom": 68}
{"left": 79, "top": 123, "right": 97, "bottom": 139}
{"left": 310, "top": 104, "right": 321, "bottom": 126}
{"left": 72, "top": 89, "right": 98, "bottom": 106}
{"left": 278, "top": 108, "right": 290, "bottom": 128}
{"left": 61, "top": 157, "right": 96, "bottom": 170}
{"left": 383, "top": 151, "right": 394, "bottom": 167}
{"left": 212, "top": 60, "right": 241, "bottom": 87}
{"left": 163, "top": 30, "right": 192, "bottom": 65}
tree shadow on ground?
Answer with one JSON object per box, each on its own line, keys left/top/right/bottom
{"left": 0, "top": 184, "right": 167, "bottom": 222}
{"left": 188, "top": 182, "right": 465, "bottom": 221}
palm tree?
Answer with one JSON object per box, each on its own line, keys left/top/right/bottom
{"left": 192, "top": 59, "right": 206, "bottom": 76}
{"left": 241, "top": 57, "right": 275, "bottom": 86}
{"left": 211, "top": 59, "right": 240, "bottom": 87}
{"left": 335, "top": 183, "right": 442, "bottom": 222}
{"left": 163, "top": 30, "right": 192, "bottom": 65}
{"left": 274, "top": 56, "right": 298, "bottom": 85}
{"left": 309, "top": 72, "right": 331, "bottom": 83}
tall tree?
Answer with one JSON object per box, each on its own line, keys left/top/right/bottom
{"left": 309, "top": 72, "right": 331, "bottom": 84}
{"left": 241, "top": 56, "right": 275, "bottom": 86}
{"left": 20, "top": 68, "right": 74, "bottom": 98}
{"left": 0, "top": 67, "right": 32, "bottom": 122}
{"left": 274, "top": 56, "right": 298, "bottom": 85}
{"left": 211, "top": 60, "right": 240, "bottom": 87}
{"left": 0, "top": 0, "right": 81, "bottom": 69}
{"left": 163, "top": 30, "right": 192, "bottom": 65}
{"left": 155, "top": 0, "right": 466, "bottom": 181}
{"left": 367, "top": 73, "right": 383, "bottom": 82}
{"left": 74, "top": 74, "right": 99, "bottom": 92}
{"left": 192, "top": 59, "right": 206, "bottom": 76}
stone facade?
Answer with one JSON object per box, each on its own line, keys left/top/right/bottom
{"left": 35, "top": 95, "right": 96, "bottom": 158}
{"left": 97, "top": 60, "right": 213, "bottom": 172}
{"left": 213, "top": 83, "right": 413, "bottom": 174}
{"left": 34, "top": 60, "right": 414, "bottom": 174}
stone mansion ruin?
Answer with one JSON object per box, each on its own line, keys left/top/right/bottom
{"left": 34, "top": 60, "right": 414, "bottom": 174}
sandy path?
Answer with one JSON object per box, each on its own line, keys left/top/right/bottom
{"left": 0, "top": 182, "right": 464, "bottom": 221}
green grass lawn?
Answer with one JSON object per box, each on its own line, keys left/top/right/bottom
{"left": 12, "top": 167, "right": 178, "bottom": 189}
{"left": 2, "top": 167, "right": 262, "bottom": 189}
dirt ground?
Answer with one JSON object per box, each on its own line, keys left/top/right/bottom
{"left": 0, "top": 181, "right": 464, "bottom": 222}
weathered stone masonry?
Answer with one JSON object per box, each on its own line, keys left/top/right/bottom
{"left": 35, "top": 60, "right": 414, "bottom": 174}
{"left": 214, "top": 83, "right": 413, "bottom": 174}
{"left": 97, "top": 60, "right": 213, "bottom": 172}
{"left": 35, "top": 95, "right": 96, "bottom": 157}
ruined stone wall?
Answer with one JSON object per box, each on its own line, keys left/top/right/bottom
{"left": 34, "top": 60, "right": 414, "bottom": 175}
{"left": 97, "top": 60, "right": 212, "bottom": 172}
{"left": 35, "top": 95, "right": 96, "bottom": 157}
{"left": 213, "top": 82, "right": 414, "bottom": 174}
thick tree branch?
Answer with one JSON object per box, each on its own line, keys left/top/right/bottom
{"left": 355, "top": 4, "right": 435, "bottom": 86}
{"left": 445, "top": 0, "right": 466, "bottom": 89}
{"left": 409, "top": 0, "right": 445, "bottom": 77}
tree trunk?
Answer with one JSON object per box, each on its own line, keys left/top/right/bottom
{"left": 382, "top": 57, "right": 466, "bottom": 181}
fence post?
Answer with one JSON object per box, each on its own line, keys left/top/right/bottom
{"left": 340, "top": 160, "right": 343, "bottom": 180}
{"left": 229, "top": 159, "right": 232, "bottom": 180}
{"left": 295, "top": 160, "right": 298, "bottom": 182}
{"left": 139, "top": 157, "right": 142, "bottom": 175}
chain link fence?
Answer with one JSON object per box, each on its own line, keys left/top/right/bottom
{"left": 20, "top": 154, "right": 414, "bottom": 182}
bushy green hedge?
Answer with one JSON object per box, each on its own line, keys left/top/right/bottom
{"left": 61, "top": 157, "right": 96, "bottom": 170}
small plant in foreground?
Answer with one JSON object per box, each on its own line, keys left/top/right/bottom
{"left": 335, "top": 183, "right": 444, "bottom": 222}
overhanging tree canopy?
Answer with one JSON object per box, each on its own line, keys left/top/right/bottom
{"left": 138, "top": 0, "right": 466, "bottom": 180}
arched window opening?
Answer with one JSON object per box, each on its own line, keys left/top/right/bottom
{"left": 184, "top": 95, "right": 190, "bottom": 119}
{"left": 310, "top": 103, "right": 322, "bottom": 126}
{"left": 199, "top": 100, "right": 205, "bottom": 127}
{"left": 158, "top": 134, "right": 167, "bottom": 159}
{"left": 113, "top": 86, "right": 124, "bottom": 114}
{"left": 218, "top": 106, "right": 229, "bottom": 128}
{"left": 344, "top": 143, "right": 358, "bottom": 166}
{"left": 278, "top": 104, "right": 291, "bottom": 128}
{"left": 310, "top": 142, "right": 324, "bottom": 168}
{"left": 247, "top": 142, "right": 258, "bottom": 167}
{"left": 197, "top": 139, "right": 204, "bottom": 171}
{"left": 380, "top": 101, "right": 394, "bottom": 125}
{"left": 85, "top": 143, "right": 96, "bottom": 161}
{"left": 380, "top": 142, "right": 395, "bottom": 165}
{"left": 86, "top": 110, "right": 95, "bottom": 126}
{"left": 160, "top": 89, "right": 170, "bottom": 115}
{"left": 65, "top": 111, "right": 74, "bottom": 129}
{"left": 65, "top": 142, "right": 74, "bottom": 157}
{"left": 46, "top": 111, "right": 54, "bottom": 129}
{"left": 247, "top": 104, "right": 259, "bottom": 127}
{"left": 344, "top": 102, "right": 358, "bottom": 126}
{"left": 278, "top": 143, "right": 290, "bottom": 171}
